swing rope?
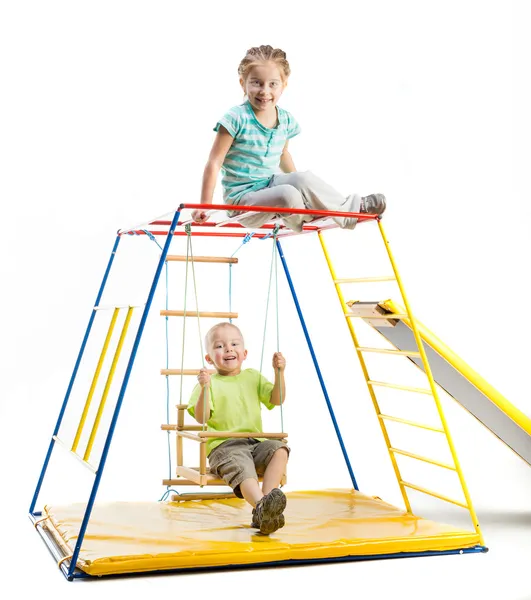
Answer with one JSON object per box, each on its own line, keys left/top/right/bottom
{"left": 159, "top": 223, "right": 283, "bottom": 501}
{"left": 259, "top": 225, "right": 284, "bottom": 431}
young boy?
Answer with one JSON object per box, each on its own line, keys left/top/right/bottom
{"left": 187, "top": 322, "right": 289, "bottom": 534}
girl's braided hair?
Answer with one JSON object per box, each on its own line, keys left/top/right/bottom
{"left": 238, "top": 45, "right": 291, "bottom": 82}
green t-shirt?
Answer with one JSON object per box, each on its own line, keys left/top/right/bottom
{"left": 187, "top": 368, "right": 275, "bottom": 455}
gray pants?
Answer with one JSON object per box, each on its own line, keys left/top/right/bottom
{"left": 235, "top": 171, "right": 361, "bottom": 231}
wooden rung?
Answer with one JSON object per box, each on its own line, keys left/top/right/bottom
{"left": 160, "top": 426, "right": 203, "bottom": 441}
{"left": 334, "top": 276, "right": 396, "bottom": 283}
{"left": 401, "top": 480, "right": 468, "bottom": 509}
{"left": 378, "top": 414, "right": 445, "bottom": 433}
{"left": 368, "top": 380, "right": 432, "bottom": 394}
{"left": 163, "top": 471, "right": 287, "bottom": 487}
{"left": 170, "top": 493, "right": 236, "bottom": 502}
{"left": 176, "top": 425, "right": 203, "bottom": 431}
{"left": 198, "top": 431, "right": 287, "bottom": 439}
{"left": 346, "top": 313, "right": 409, "bottom": 320}
{"left": 166, "top": 255, "right": 238, "bottom": 264}
{"left": 161, "top": 310, "right": 238, "bottom": 319}
{"left": 164, "top": 475, "right": 228, "bottom": 486}
{"left": 390, "top": 447, "right": 456, "bottom": 470}
{"left": 357, "top": 347, "right": 421, "bottom": 357}
{"left": 161, "top": 369, "right": 216, "bottom": 376}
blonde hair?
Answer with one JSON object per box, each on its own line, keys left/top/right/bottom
{"left": 205, "top": 322, "right": 245, "bottom": 350}
{"left": 238, "top": 45, "right": 291, "bottom": 83}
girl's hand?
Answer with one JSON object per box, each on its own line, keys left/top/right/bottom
{"left": 197, "top": 368, "right": 211, "bottom": 387}
{"left": 192, "top": 209, "right": 209, "bottom": 223}
{"left": 272, "top": 352, "right": 286, "bottom": 372}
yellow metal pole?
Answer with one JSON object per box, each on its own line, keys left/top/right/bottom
{"left": 377, "top": 219, "right": 484, "bottom": 544}
{"left": 72, "top": 308, "right": 120, "bottom": 452}
{"left": 83, "top": 307, "right": 134, "bottom": 461}
{"left": 317, "top": 231, "right": 412, "bottom": 513}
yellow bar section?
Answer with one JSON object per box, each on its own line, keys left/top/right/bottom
{"left": 83, "top": 307, "right": 134, "bottom": 462}
{"left": 401, "top": 481, "right": 468, "bottom": 509}
{"left": 378, "top": 220, "right": 484, "bottom": 544}
{"left": 72, "top": 308, "right": 120, "bottom": 453}
{"left": 318, "top": 231, "right": 412, "bottom": 514}
{"left": 368, "top": 380, "right": 432, "bottom": 394}
{"left": 390, "top": 447, "right": 456, "bottom": 470}
{"left": 335, "top": 276, "right": 396, "bottom": 283}
{"left": 378, "top": 414, "right": 445, "bottom": 433}
{"left": 380, "top": 298, "right": 531, "bottom": 436}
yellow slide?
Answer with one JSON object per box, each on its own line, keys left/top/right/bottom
{"left": 361, "top": 299, "right": 531, "bottom": 466}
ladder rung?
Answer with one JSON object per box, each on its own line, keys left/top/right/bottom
{"left": 390, "top": 447, "right": 456, "bottom": 470}
{"left": 161, "top": 310, "right": 238, "bottom": 318}
{"left": 357, "top": 347, "right": 420, "bottom": 357}
{"left": 368, "top": 380, "right": 432, "bottom": 394}
{"left": 345, "top": 313, "right": 409, "bottom": 320}
{"left": 335, "top": 276, "right": 396, "bottom": 283}
{"left": 161, "top": 369, "right": 216, "bottom": 376}
{"left": 161, "top": 426, "right": 203, "bottom": 441}
{"left": 401, "top": 481, "right": 468, "bottom": 509}
{"left": 378, "top": 414, "right": 444, "bottom": 433}
{"left": 171, "top": 493, "right": 236, "bottom": 501}
{"left": 166, "top": 255, "right": 238, "bottom": 264}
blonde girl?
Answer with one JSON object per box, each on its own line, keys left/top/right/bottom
{"left": 192, "top": 45, "right": 385, "bottom": 231}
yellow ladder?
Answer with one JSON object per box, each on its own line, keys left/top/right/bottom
{"left": 318, "top": 221, "right": 484, "bottom": 545}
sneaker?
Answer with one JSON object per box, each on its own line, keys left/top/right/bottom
{"left": 252, "top": 511, "right": 285, "bottom": 530}
{"left": 360, "top": 193, "right": 386, "bottom": 216}
{"left": 252, "top": 488, "right": 287, "bottom": 534}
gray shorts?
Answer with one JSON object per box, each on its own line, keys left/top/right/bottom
{"left": 208, "top": 438, "right": 290, "bottom": 498}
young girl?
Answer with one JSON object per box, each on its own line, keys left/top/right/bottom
{"left": 192, "top": 45, "right": 386, "bottom": 232}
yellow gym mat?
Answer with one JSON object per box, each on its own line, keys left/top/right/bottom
{"left": 41, "top": 489, "right": 481, "bottom": 576}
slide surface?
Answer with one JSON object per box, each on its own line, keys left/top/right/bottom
{"left": 351, "top": 300, "right": 531, "bottom": 466}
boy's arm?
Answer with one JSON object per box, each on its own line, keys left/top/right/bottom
{"left": 194, "top": 387, "right": 211, "bottom": 423}
{"left": 279, "top": 141, "right": 296, "bottom": 173}
{"left": 192, "top": 368, "right": 211, "bottom": 423}
{"left": 193, "top": 127, "right": 234, "bottom": 223}
{"left": 270, "top": 352, "right": 286, "bottom": 405}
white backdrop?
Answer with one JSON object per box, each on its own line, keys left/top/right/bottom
{"left": 1, "top": 1, "right": 530, "bottom": 599}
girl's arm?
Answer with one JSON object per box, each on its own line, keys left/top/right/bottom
{"left": 270, "top": 352, "right": 286, "bottom": 405}
{"left": 193, "top": 127, "right": 234, "bottom": 222}
{"left": 279, "top": 140, "right": 296, "bottom": 173}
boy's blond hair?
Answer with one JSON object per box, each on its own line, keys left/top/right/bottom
{"left": 204, "top": 322, "right": 245, "bottom": 351}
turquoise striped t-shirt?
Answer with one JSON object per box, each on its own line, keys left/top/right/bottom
{"left": 214, "top": 100, "right": 301, "bottom": 205}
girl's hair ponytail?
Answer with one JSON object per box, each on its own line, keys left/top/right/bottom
{"left": 238, "top": 45, "right": 291, "bottom": 82}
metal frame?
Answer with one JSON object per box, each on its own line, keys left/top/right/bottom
{"left": 29, "top": 202, "right": 484, "bottom": 580}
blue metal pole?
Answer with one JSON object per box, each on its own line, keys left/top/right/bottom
{"left": 29, "top": 235, "right": 122, "bottom": 514}
{"left": 276, "top": 239, "right": 359, "bottom": 490}
{"left": 67, "top": 210, "right": 181, "bottom": 579}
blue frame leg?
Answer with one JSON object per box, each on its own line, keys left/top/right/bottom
{"left": 29, "top": 235, "right": 122, "bottom": 515}
{"left": 66, "top": 210, "right": 181, "bottom": 579}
